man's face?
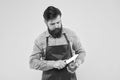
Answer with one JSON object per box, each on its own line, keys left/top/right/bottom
{"left": 45, "top": 15, "right": 62, "bottom": 38}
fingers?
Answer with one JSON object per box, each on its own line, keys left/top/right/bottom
{"left": 58, "top": 61, "right": 66, "bottom": 69}
{"left": 56, "top": 60, "right": 66, "bottom": 69}
{"left": 75, "top": 62, "right": 80, "bottom": 67}
{"left": 53, "top": 60, "right": 67, "bottom": 69}
{"left": 75, "top": 60, "right": 81, "bottom": 67}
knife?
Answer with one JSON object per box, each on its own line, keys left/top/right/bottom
{"left": 65, "top": 54, "right": 78, "bottom": 64}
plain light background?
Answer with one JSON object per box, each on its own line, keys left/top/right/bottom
{"left": 0, "top": 0, "right": 120, "bottom": 80}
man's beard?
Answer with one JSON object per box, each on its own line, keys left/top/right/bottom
{"left": 48, "top": 26, "right": 63, "bottom": 38}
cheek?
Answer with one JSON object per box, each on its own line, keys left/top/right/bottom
{"left": 48, "top": 25, "right": 55, "bottom": 31}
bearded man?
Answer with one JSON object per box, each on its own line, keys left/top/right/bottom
{"left": 29, "top": 6, "right": 86, "bottom": 80}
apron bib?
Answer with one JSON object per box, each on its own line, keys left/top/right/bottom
{"left": 42, "top": 33, "right": 77, "bottom": 80}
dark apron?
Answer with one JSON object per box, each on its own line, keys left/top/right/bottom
{"left": 42, "top": 33, "right": 77, "bottom": 80}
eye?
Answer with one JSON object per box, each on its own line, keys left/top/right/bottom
{"left": 50, "top": 23, "right": 55, "bottom": 25}
{"left": 57, "top": 22, "right": 59, "bottom": 24}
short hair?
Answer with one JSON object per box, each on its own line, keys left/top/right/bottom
{"left": 43, "top": 6, "right": 62, "bottom": 21}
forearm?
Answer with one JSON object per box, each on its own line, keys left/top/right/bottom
{"left": 75, "top": 52, "right": 86, "bottom": 64}
{"left": 30, "top": 58, "right": 55, "bottom": 71}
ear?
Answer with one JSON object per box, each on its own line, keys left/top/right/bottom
{"left": 44, "top": 19, "right": 47, "bottom": 24}
{"left": 44, "top": 20, "right": 48, "bottom": 27}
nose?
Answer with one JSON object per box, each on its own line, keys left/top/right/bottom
{"left": 55, "top": 23, "right": 59, "bottom": 28}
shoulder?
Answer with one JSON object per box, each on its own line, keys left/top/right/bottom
{"left": 63, "top": 27, "right": 80, "bottom": 43}
{"left": 63, "top": 27, "right": 77, "bottom": 38}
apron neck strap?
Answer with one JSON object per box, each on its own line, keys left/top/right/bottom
{"left": 46, "top": 36, "right": 49, "bottom": 47}
{"left": 63, "top": 33, "right": 69, "bottom": 44}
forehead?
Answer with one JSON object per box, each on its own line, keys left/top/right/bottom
{"left": 48, "top": 15, "right": 61, "bottom": 23}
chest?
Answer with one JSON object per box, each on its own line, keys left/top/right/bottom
{"left": 47, "top": 35, "right": 68, "bottom": 46}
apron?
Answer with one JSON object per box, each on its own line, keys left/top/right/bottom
{"left": 42, "top": 33, "right": 77, "bottom": 80}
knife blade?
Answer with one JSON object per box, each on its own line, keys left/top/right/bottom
{"left": 65, "top": 54, "right": 78, "bottom": 64}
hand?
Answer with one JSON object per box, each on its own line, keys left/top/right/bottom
{"left": 69, "top": 62, "right": 78, "bottom": 68}
{"left": 53, "top": 60, "right": 67, "bottom": 69}
{"left": 75, "top": 60, "right": 82, "bottom": 67}
{"left": 67, "top": 62, "right": 78, "bottom": 73}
